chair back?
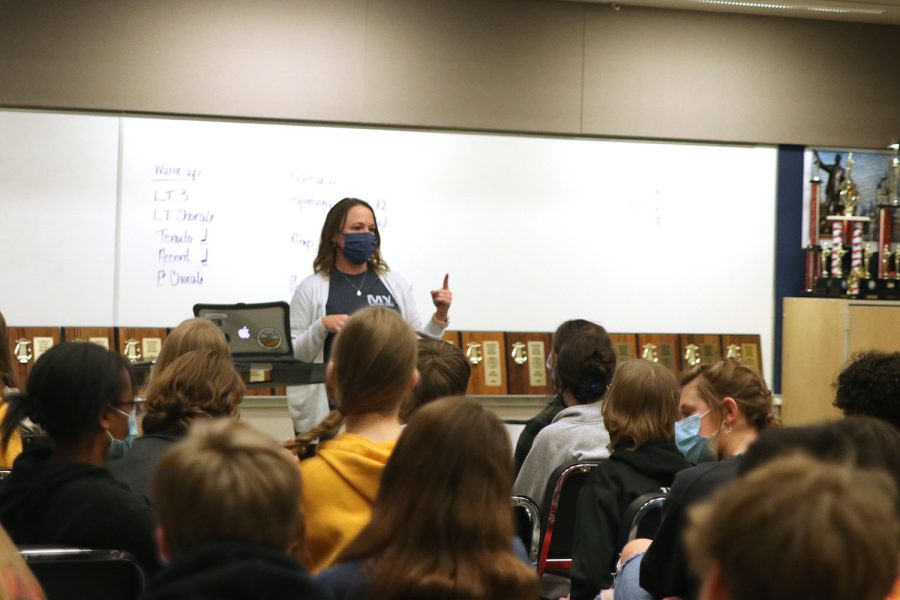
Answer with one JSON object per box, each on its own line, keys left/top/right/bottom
{"left": 19, "top": 547, "right": 145, "bottom": 600}
{"left": 618, "top": 491, "right": 668, "bottom": 550}
{"left": 536, "top": 460, "right": 604, "bottom": 576}
{"left": 511, "top": 495, "right": 541, "bottom": 567}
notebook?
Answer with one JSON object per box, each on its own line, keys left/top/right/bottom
{"left": 193, "top": 301, "right": 296, "bottom": 362}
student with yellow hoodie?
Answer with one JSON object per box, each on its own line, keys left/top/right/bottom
{"left": 286, "top": 306, "right": 418, "bottom": 573}
{"left": 0, "top": 310, "right": 23, "bottom": 468}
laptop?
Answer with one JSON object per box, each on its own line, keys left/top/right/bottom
{"left": 193, "top": 301, "right": 296, "bottom": 362}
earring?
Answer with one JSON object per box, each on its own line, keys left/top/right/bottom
{"left": 721, "top": 420, "right": 733, "bottom": 434}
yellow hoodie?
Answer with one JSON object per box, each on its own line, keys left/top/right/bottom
{"left": 0, "top": 401, "right": 22, "bottom": 468}
{"left": 300, "top": 433, "right": 395, "bottom": 573}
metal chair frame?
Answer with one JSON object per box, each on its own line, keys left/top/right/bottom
{"left": 512, "top": 495, "right": 541, "bottom": 567}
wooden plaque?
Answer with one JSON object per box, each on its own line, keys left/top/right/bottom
{"left": 460, "top": 332, "right": 508, "bottom": 395}
{"left": 637, "top": 334, "right": 681, "bottom": 374}
{"left": 505, "top": 332, "right": 552, "bottom": 395}
{"left": 608, "top": 333, "right": 638, "bottom": 365}
{"left": 721, "top": 334, "right": 762, "bottom": 373}
{"left": 62, "top": 327, "right": 115, "bottom": 350}
{"left": 441, "top": 331, "right": 461, "bottom": 347}
{"left": 117, "top": 327, "right": 168, "bottom": 365}
{"left": 680, "top": 334, "right": 723, "bottom": 369}
{"left": 6, "top": 326, "right": 61, "bottom": 389}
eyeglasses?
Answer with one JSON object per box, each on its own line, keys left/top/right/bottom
{"left": 546, "top": 352, "right": 556, "bottom": 371}
{"left": 111, "top": 397, "right": 145, "bottom": 420}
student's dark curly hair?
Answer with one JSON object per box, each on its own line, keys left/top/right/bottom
{"left": 833, "top": 351, "right": 900, "bottom": 430}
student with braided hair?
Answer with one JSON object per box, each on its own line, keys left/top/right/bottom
{"left": 285, "top": 306, "right": 419, "bottom": 573}
{"left": 514, "top": 322, "right": 616, "bottom": 508}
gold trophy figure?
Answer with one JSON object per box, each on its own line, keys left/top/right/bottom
{"left": 833, "top": 244, "right": 848, "bottom": 278}
{"left": 862, "top": 243, "right": 874, "bottom": 279}
{"left": 821, "top": 243, "right": 832, "bottom": 277}
{"left": 894, "top": 245, "right": 900, "bottom": 281}
{"left": 840, "top": 153, "right": 860, "bottom": 216}
{"left": 882, "top": 244, "right": 893, "bottom": 279}
{"left": 725, "top": 344, "right": 743, "bottom": 361}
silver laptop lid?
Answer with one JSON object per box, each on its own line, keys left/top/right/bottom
{"left": 192, "top": 301, "right": 293, "bottom": 359}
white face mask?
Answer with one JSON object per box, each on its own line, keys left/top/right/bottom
{"left": 105, "top": 404, "right": 137, "bottom": 460}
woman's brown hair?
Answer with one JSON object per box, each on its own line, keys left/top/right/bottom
{"left": 286, "top": 307, "right": 417, "bottom": 452}
{"left": 554, "top": 325, "right": 616, "bottom": 404}
{"left": 339, "top": 397, "right": 540, "bottom": 599}
{"left": 150, "top": 317, "right": 229, "bottom": 383}
{"left": 312, "top": 198, "right": 388, "bottom": 276}
{"left": 141, "top": 350, "right": 245, "bottom": 435}
{"left": 602, "top": 359, "right": 680, "bottom": 450}
{"left": 680, "top": 359, "right": 780, "bottom": 432}
{"left": 0, "top": 311, "right": 20, "bottom": 390}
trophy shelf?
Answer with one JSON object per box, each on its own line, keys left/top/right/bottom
{"left": 782, "top": 297, "right": 900, "bottom": 425}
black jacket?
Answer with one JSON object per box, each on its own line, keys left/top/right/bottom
{"left": 140, "top": 541, "right": 334, "bottom": 600}
{"left": 639, "top": 455, "right": 742, "bottom": 600}
{"left": 106, "top": 431, "right": 182, "bottom": 502}
{"left": 570, "top": 441, "right": 690, "bottom": 600}
{"left": 0, "top": 447, "right": 159, "bottom": 574}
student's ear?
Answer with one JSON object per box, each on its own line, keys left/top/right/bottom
{"left": 99, "top": 406, "right": 114, "bottom": 433}
{"left": 408, "top": 368, "right": 420, "bottom": 392}
{"left": 720, "top": 396, "right": 739, "bottom": 426}
{"left": 155, "top": 526, "right": 172, "bottom": 565}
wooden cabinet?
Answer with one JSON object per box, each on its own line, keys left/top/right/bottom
{"left": 782, "top": 298, "right": 900, "bottom": 425}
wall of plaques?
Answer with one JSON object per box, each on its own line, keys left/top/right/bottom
{"left": 6, "top": 324, "right": 762, "bottom": 397}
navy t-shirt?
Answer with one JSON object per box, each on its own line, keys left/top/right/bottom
{"left": 324, "top": 269, "right": 400, "bottom": 361}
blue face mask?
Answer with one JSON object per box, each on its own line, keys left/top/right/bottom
{"left": 341, "top": 232, "right": 377, "bottom": 265}
{"left": 675, "top": 410, "right": 717, "bottom": 464}
{"left": 105, "top": 405, "right": 137, "bottom": 460}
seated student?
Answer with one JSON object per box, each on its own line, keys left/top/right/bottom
{"left": 514, "top": 323, "right": 616, "bottom": 508}
{"left": 614, "top": 414, "right": 897, "bottom": 600}
{"left": 0, "top": 310, "right": 23, "bottom": 467}
{"left": 107, "top": 350, "right": 245, "bottom": 500}
{"left": 284, "top": 306, "right": 418, "bottom": 573}
{"left": 569, "top": 360, "right": 691, "bottom": 600}
{"left": 140, "top": 418, "right": 331, "bottom": 600}
{"left": 316, "top": 397, "right": 540, "bottom": 600}
{"left": 0, "top": 343, "right": 159, "bottom": 574}
{"left": 613, "top": 359, "right": 778, "bottom": 600}
{"left": 147, "top": 317, "right": 229, "bottom": 383}
{"left": 399, "top": 337, "right": 470, "bottom": 422}
{"left": 833, "top": 350, "right": 900, "bottom": 430}
{"left": 685, "top": 454, "right": 898, "bottom": 600}
{"left": 515, "top": 319, "right": 599, "bottom": 474}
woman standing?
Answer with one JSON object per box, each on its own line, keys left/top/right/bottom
{"left": 288, "top": 198, "right": 451, "bottom": 435}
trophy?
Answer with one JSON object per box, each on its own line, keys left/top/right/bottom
{"left": 13, "top": 339, "right": 32, "bottom": 364}
{"left": 684, "top": 344, "right": 702, "bottom": 368}
{"left": 876, "top": 144, "right": 900, "bottom": 298}
{"left": 123, "top": 338, "right": 142, "bottom": 364}
{"left": 725, "top": 344, "right": 743, "bottom": 361}
{"left": 510, "top": 342, "right": 527, "bottom": 365}
{"left": 465, "top": 342, "right": 483, "bottom": 366}
{"left": 862, "top": 243, "right": 874, "bottom": 279}
{"left": 804, "top": 174, "right": 823, "bottom": 294}
{"left": 641, "top": 343, "right": 659, "bottom": 363}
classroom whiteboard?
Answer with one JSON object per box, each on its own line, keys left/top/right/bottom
{"left": 2, "top": 110, "right": 778, "bottom": 379}
{"left": 0, "top": 110, "right": 119, "bottom": 325}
